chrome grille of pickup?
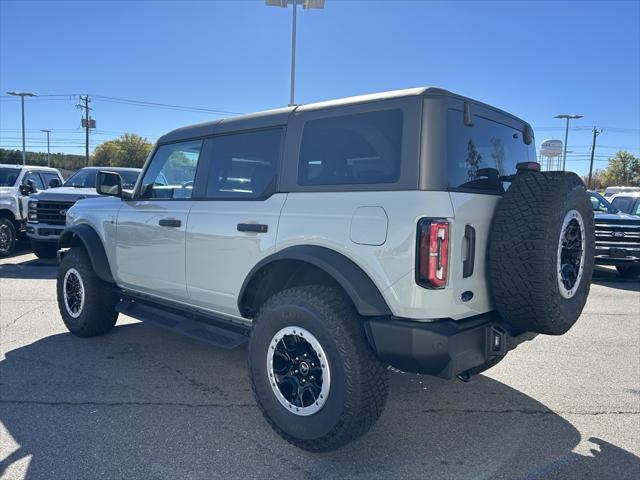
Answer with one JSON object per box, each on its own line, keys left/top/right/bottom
{"left": 35, "top": 200, "right": 75, "bottom": 225}
{"left": 594, "top": 218, "right": 640, "bottom": 258}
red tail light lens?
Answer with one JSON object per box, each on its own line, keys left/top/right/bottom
{"left": 416, "top": 219, "right": 449, "bottom": 289}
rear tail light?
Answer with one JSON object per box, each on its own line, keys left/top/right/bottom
{"left": 416, "top": 219, "right": 449, "bottom": 289}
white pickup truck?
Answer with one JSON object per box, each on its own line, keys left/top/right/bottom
{"left": 0, "top": 164, "right": 63, "bottom": 256}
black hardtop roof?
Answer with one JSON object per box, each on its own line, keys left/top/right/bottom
{"left": 157, "top": 87, "right": 530, "bottom": 144}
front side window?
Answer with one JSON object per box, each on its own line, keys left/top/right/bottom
{"left": 447, "top": 110, "right": 536, "bottom": 192}
{"left": 298, "top": 109, "right": 403, "bottom": 186}
{"left": 23, "top": 172, "right": 45, "bottom": 190}
{"left": 139, "top": 140, "right": 202, "bottom": 199}
{"left": 205, "top": 129, "right": 282, "bottom": 199}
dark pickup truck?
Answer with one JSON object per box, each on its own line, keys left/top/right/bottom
{"left": 590, "top": 191, "right": 640, "bottom": 277}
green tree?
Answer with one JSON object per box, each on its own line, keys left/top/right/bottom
{"left": 600, "top": 151, "right": 640, "bottom": 187}
{"left": 92, "top": 133, "right": 153, "bottom": 168}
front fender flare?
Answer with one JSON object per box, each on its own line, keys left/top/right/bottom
{"left": 238, "top": 245, "right": 392, "bottom": 317}
{"left": 58, "top": 224, "right": 114, "bottom": 283}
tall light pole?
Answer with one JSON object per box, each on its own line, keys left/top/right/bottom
{"left": 6, "top": 91, "right": 37, "bottom": 165}
{"left": 265, "top": 0, "right": 325, "bottom": 106}
{"left": 40, "top": 129, "right": 51, "bottom": 167}
{"left": 555, "top": 113, "right": 583, "bottom": 171}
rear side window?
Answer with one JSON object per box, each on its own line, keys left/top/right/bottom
{"left": 447, "top": 110, "right": 535, "bottom": 192}
{"left": 41, "top": 172, "right": 61, "bottom": 188}
{"left": 298, "top": 109, "right": 403, "bottom": 186}
{"left": 205, "top": 128, "right": 282, "bottom": 199}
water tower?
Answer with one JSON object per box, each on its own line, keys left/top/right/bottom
{"left": 540, "top": 139, "right": 563, "bottom": 171}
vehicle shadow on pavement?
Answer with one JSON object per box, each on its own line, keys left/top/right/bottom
{"left": 0, "top": 259, "right": 57, "bottom": 280}
{"left": 0, "top": 241, "right": 57, "bottom": 280}
{"left": 1, "top": 322, "right": 638, "bottom": 480}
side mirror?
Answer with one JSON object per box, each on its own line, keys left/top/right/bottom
{"left": 19, "top": 179, "right": 36, "bottom": 196}
{"left": 96, "top": 171, "right": 123, "bottom": 198}
{"left": 49, "top": 178, "right": 61, "bottom": 188}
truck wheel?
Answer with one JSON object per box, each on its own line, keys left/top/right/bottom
{"left": 31, "top": 240, "right": 58, "bottom": 259}
{"left": 489, "top": 171, "right": 595, "bottom": 335}
{"left": 57, "top": 247, "right": 119, "bottom": 337}
{"left": 248, "top": 285, "right": 389, "bottom": 452}
{"left": 0, "top": 218, "right": 17, "bottom": 257}
{"left": 616, "top": 265, "right": 640, "bottom": 278}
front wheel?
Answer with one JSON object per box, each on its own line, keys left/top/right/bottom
{"left": 616, "top": 265, "right": 640, "bottom": 278}
{"left": 248, "top": 285, "right": 389, "bottom": 452}
{"left": 57, "top": 247, "right": 119, "bottom": 337}
{"left": 0, "top": 218, "right": 17, "bottom": 257}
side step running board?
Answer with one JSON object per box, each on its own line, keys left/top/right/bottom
{"left": 116, "top": 298, "right": 249, "bottom": 350}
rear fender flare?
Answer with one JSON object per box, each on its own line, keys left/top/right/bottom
{"left": 238, "top": 245, "right": 392, "bottom": 317}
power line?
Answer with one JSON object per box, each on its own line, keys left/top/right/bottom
{"left": 91, "top": 95, "right": 243, "bottom": 115}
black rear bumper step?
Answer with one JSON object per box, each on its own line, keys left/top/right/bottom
{"left": 116, "top": 297, "right": 249, "bottom": 350}
{"left": 364, "top": 312, "right": 536, "bottom": 379}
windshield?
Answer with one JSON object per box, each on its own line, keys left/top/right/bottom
{"left": 64, "top": 169, "right": 139, "bottom": 189}
{"left": 0, "top": 167, "right": 21, "bottom": 187}
{"left": 590, "top": 192, "right": 618, "bottom": 214}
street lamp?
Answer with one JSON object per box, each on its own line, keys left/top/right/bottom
{"left": 265, "top": 0, "right": 325, "bottom": 106}
{"left": 40, "top": 129, "right": 51, "bottom": 167}
{"left": 554, "top": 113, "right": 583, "bottom": 171}
{"left": 6, "top": 91, "right": 37, "bottom": 165}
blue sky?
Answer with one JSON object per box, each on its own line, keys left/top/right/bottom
{"left": 1, "top": 0, "right": 638, "bottom": 176}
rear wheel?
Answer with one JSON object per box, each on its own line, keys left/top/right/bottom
{"left": 0, "top": 218, "right": 17, "bottom": 257}
{"left": 31, "top": 240, "right": 58, "bottom": 259}
{"left": 616, "top": 265, "right": 640, "bottom": 278}
{"left": 248, "top": 285, "right": 388, "bottom": 452}
{"left": 57, "top": 247, "right": 119, "bottom": 337}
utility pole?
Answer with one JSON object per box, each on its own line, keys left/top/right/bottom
{"left": 40, "top": 129, "right": 51, "bottom": 167}
{"left": 6, "top": 91, "right": 37, "bottom": 165}
{"left": 77, "top": 95, "right": 92, "bottom": 166}
{"left": 587, "top": 127, "right": 602, "bottom": 190}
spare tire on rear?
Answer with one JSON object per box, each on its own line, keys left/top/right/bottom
{"left": 488, "top": 171, "right": 594, "bottom": 335}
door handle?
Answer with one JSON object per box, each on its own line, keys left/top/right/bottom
{"left": 463, "top": 224, "right": 476, "bottom": 278}
{"left": 159, "top": 219, "right": 181, "bottom": 228}
{"left": 237, "top": 223, "right": 268, "bottom": 233}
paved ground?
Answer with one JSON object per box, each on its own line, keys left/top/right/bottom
{"left": 0, "top": 242, "right": 639, "bottom": 480}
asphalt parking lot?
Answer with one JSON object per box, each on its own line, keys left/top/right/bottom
{"left": 1, "top": 242, "right": 639, "bottom": 480}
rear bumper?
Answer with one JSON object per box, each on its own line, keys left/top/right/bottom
{"left": 365, "top": 312, "right": 536, "bottom": 379}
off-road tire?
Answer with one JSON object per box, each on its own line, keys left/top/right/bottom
{"left": 248, "top": 285, "right": 389, "bottom": 452}
{"left": 57, "top": 247, "right": 119, "bottom": 337}
{"left": 616, "top": 265, "right": 640, "bottom": 278}
{"left": 489, "top": 171, "right": 595, "bottom": 335}
{"left": 0, "top": 218, "right": 17, "bottom": 257}
{"left": 31, "top": 239, "right": 58, "bottom": 259}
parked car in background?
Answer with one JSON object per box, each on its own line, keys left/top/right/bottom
{"left": 27, "top": 166, "right": 141, "bottom": 258}
{"left": 589, "top": 191, "right": 640, "bottom": 277}
{"left": 603, "top": 186, "right": 640, "bottom": 198}
{"left": 0, "top": 164, "right": 64, "bottom": 256}
{"left": 610, "top": 191, "right": 640, "bottom": 217}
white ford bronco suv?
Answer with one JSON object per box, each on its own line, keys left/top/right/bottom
{"left": 56, "top": 88, "right": 595, "bottom": 451}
